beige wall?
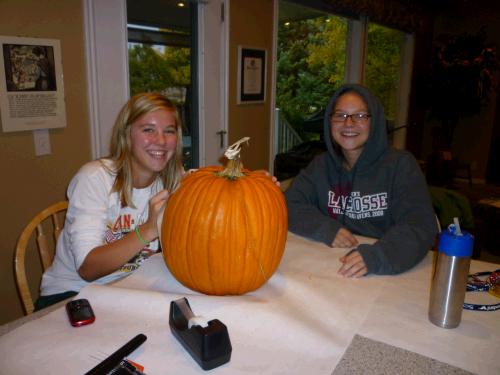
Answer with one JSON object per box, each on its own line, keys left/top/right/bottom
{"left": 0, "top": 0, "right": 91, "bottom": 324}
{"left": 228, "top": 0, "right": 275, "bottom": 170}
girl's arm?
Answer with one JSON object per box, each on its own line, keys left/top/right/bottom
{"left": 78, "top": 189, "right": 169, "bottom": 281}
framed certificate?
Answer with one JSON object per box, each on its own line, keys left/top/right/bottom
{"left": 237, "top": 46, "right": 266, "bottom": 104}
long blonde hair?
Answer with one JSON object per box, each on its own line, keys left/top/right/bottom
{"left": 107, "top": 92, "right": 184, "bottom": 207}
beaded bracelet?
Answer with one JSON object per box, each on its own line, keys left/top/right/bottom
{"left": 134, "top": 226, "right": 149, "bottom": 246}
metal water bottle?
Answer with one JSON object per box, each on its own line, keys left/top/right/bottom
{"left": 428, "top": 220, "right": 474, "bottom": 328}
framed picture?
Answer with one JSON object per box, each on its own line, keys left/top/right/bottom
{"left": 237, "top": 46, "right": 267, "bottom": 104}
{"left": 0, "top": 35, "right": 66, "bottom": 132}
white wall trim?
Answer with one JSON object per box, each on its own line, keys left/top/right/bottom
{"left": 83, "top": 0, "right": 100, "bottom": 159}
{"left": 83, "top": 0, "right": 129, "bottom": 159}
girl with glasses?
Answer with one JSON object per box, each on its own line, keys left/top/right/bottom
{"left": 285, "top": 84, "right": 437, "bottom": 277}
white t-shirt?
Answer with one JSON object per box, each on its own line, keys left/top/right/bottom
{"left": 40, "top": 159, "right": 162, "bottom": 296}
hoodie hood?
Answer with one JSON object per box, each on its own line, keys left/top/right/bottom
{"left": 323, "top": 84, "right": 388, "bottom": 171}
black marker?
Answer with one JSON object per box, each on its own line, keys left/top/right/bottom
{"left": 85, "top": 334, "right": 147, "bottom": 375}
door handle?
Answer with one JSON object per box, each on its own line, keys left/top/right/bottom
{"left": 216, "top": 130, "right": 227, "bottom": 148}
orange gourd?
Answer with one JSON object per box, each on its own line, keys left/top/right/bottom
{"left": 161, "top": 138, "right": 288, "bottom": 295}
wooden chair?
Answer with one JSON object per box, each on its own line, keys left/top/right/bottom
{"left": 14, "top": 201, "right": 68, "bottom": 315}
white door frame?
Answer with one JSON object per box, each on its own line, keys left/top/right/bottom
{"left": 269, "top": 0, "right": 279, "bottom": 172}
{"left": 83, "top": 0, "right": 129, "bottom": 159}
{"left": 197, "top": 0, "right": 229, "bottom": 166}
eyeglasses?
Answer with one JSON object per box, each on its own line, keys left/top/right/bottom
{"left": 330, "top": 112, "right": 371, "bottom": 124}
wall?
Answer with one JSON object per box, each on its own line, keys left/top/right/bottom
{"left": 228, "top": 0, "right": 275, "bottom": 170}
{"left": 0, "top": 0, "right": 91, "bottom": 324}
{"left": 419, "top": 1, "right": 500, "bottom": 182}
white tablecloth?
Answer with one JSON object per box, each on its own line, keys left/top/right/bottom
{"left": 1, "top": 233, "right": 499, "bottom": 374}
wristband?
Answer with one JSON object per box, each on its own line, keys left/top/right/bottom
{"left": 463, "top": 269, "right": 500, "bottom": 311}
{"left": 134, "top": 226, "right": 149, "bottom": 246}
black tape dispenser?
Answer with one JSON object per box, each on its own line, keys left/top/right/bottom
{"left": 169, "top": 298, "right": 232, "bottom": 370}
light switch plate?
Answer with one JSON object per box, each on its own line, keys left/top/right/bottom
{"left": 33, "top": 129, "right": 52, "bottom": 156}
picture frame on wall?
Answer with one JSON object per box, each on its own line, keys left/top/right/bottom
{"left": 237, "top": 46, "right": 266, "bottom": 104}
{"left": 0, "top": 35, "right": 66, "bottom": 132}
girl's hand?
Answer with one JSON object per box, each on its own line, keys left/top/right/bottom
{"left": 332, "top": 228, "right": 358, "bottom": 248}
{"left": 141, "top": 189, "right": 170, "bottom": 241}
{"left": 255, "top": 169, "right": 280, "bottom": 187}
{"left": 338, "top": 250, "right": 368, "bottom": 278}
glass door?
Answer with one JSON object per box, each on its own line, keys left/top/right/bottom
{"left": 126, "top": 0, "right": 198, "bottom": 168}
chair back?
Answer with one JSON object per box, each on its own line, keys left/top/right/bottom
{"left": 14, "top": 201, "right": 68, "bottom": 315}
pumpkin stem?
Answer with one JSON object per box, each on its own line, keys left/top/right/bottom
{"left": 217, "top": 137, "right": 250, "bottom": 179}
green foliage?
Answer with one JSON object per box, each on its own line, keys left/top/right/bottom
{"left": 128, "top": 44, "right": 190, "bottom": 98}
{"left": 365, "top": 23, "right": 402, "bottom": 120}
{"left": 277, "top": 16, "right": 403, "bottom": 138}
{"left": 276, "top": 16, "right": 347, "bottom": 138}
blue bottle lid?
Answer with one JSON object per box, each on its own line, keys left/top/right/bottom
{"left": 438, "top": 226, "right": 474, "bottom": 257}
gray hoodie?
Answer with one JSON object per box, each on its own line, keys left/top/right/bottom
{"left": 285, "top": 84, "right": 437, "bottom": 275}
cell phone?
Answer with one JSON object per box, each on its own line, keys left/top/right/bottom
{"left": 66, "top": 298, "right": 95, "bottom": 327}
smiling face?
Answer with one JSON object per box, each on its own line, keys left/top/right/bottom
{"left": 130, "top": 109, "right": 178, "bottom": 188}
{"left": 330, "top": 91, "right": 371, "bottom": 168}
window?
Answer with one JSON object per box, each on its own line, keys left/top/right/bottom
{"left": 274, "top": 0, "right": 414, "bottom": 180}
{"left": 276, "top": 1, "right": 348, "bottom": 155}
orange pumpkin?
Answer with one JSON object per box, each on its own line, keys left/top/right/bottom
{"left": 161, "top": 139, "right": 287, "bottom": 295}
